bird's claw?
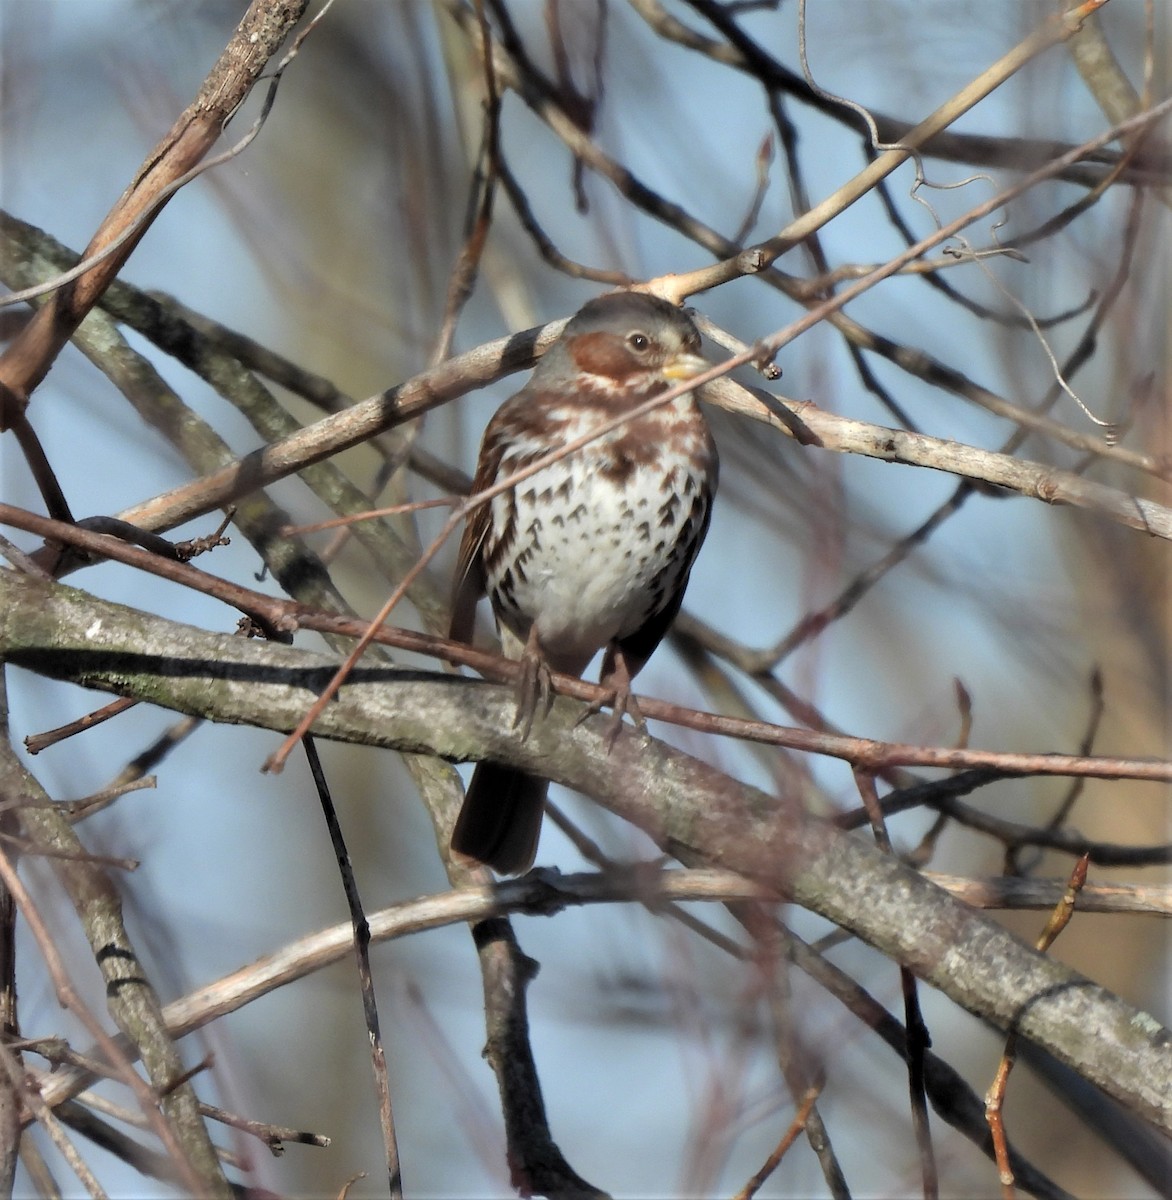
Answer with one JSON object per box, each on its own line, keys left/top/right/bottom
{"left": 574, "top": 646, "right": 646, "bottom": 750}
{"left": 513, "top": 627, "right": 553, "bottom": 740}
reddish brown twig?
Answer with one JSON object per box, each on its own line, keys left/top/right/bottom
{"left": 731, "top": 1085, "right": 822, "bottom": 1200}
{"left": 985, "top": 853, "right": 1091, "bottom": 1199}
{"left": 4, "top": 512, "right": 1172, "bottom": 789}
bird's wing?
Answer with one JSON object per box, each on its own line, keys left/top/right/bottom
{"left": 448, "top": 410, "right": 511, "bottom": 644}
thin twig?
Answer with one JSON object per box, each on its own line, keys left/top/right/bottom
{"left": 25, "top": 699, "right": 139, "bottom": 756}
{"left": 302, "top": 737, "right": 402, "bottom": 1198}
{"left": 0, "top": 846, "right": 210, "bottom": 1195}
{"left": 985, "top": 855, "right": 1091, "bottom": 1199}
{"left": 854, "top": 770, "right": 937, "bottom": 1199}
{"left": 731, "top": 1085, "right": 823, "bottom": 1200}
{"left": 0, "top": 1042, "right": 106, "bottom": 1199}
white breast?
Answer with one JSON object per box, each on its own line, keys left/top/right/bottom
{"left": 484, "top": 402, "right": 714, "bottom": 673}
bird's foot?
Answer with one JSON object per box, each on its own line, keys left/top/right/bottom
{"left": 576, "top": 645, "right": 645, "bottom": 749}
{"left": 513, "top": 625, "right": 553, "bottom": 740}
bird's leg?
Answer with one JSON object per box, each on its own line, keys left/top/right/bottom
{"left": 513, "top": 622, "right": 553, "bottom": 740}
{"left": 577, "top": 643, "right": 646, "bottom": 749}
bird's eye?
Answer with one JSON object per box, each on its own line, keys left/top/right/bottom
{"left": 627, "top": 332, "right": 651, "bottom": 353}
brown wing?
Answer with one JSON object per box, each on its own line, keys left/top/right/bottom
{"left": 448, "top": 411, "right": 511, "bottom": 644}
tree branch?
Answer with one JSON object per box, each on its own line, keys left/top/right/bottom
{"left": 2, "top": 570, "right": 1168, "bottom": 1133}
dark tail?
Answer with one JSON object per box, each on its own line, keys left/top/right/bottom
{"left": 451, "top": 763, "right": 548, "bottom": 875}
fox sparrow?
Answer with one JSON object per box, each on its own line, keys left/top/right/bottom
{"left": 448, "top": 291, "right": 718, "bottom": 874}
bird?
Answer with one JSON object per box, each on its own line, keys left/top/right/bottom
{"left": 448, "top": 290, "right": 718, "bottom": 874}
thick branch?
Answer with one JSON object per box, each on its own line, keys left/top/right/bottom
{"left": 1, "top": 570, "right": 1169, "bottom": 1132}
